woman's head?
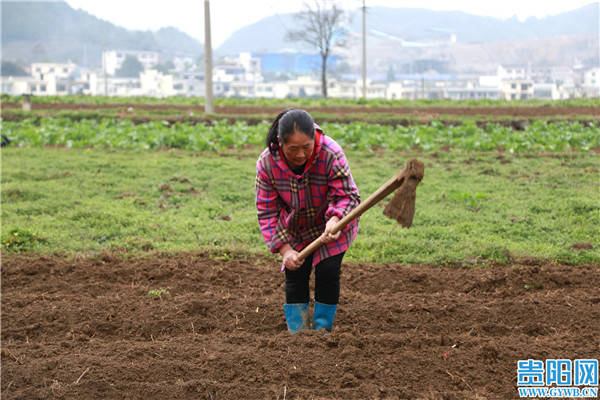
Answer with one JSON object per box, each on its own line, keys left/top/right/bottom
{"left": 266, "top": 108, "right": 316, "bottom": 168}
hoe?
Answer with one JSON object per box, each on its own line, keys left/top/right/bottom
{"left": 298, "top": 158, "right": 425, "bottom": 261}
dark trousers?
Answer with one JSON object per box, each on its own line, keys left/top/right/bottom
{"left": 285, "top": 252, "right": 344, "bottom": 305}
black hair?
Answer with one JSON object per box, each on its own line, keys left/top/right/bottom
{"left": 266, "top": 108, "right": 315, "bottom": 154}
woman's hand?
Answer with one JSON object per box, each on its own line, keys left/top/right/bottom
{"left": 321, "top": 216, "right": 341, "bottom": 244}
{"left": 280, "top": 244, "right": 302, "bottom": 270}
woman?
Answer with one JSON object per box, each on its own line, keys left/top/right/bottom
{"left": 255, "top": 108, "right": 361, "bottom": 333}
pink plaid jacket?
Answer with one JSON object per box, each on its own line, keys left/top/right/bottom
{"left": 255, "top": 126, "right": 361, "bottom": 267}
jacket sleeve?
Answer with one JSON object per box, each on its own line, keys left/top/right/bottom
{"left": 255, "top": 161, "right": 290, "bottom": 253}
{"left": 325, "top": 150, "right": 361, "bottom": 221}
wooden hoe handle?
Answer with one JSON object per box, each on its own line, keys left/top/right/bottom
{"left": 297, "top": 160, "right": 419, "bottom": 262}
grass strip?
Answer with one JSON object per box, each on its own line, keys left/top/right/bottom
{"left": 3, "top": 94, "right": 599, "bottom": 108}
{"left": 2, "top": 147, "right": 598, "bottom": 265}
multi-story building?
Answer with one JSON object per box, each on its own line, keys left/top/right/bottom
{"left": 583, "top": 67, "right": 600, "bottom": 89}
{"left": 532, "top": 83, "right": 560, "bottom": 100}
{"left": 500, "top": 79, "right": 535, "bottom": 100}
{"left": 30, "top": 62, "right": 77, "bottom": 80}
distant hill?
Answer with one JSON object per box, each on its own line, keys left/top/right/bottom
{"left": 217, "top": 3, "right": 599, "bottom": 54}
{"left": 1, "top": 1, "right": 203, "bottom": 67}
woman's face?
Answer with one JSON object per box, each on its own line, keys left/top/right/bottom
{"left": 280, "top": 130, "right": 314, "bottom": 168}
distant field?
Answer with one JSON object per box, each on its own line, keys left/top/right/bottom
{"left": 2, "top": 94, "right": 599, "bottom": 107}
{"left": 3, "top": 94, "right": 598, "bottom": 127}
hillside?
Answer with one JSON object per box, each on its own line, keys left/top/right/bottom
{"left": 0, "top": 1, "right": 203, "bottom": 67}
{"left": 218, "top": 3, "right": 599, "bottom": 54}
{"left": 217, "top": 3, "right": 599, "bottom": 71}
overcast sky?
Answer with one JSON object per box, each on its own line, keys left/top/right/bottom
{"left": 62, "top": 0, "right": 598, "bottom": 47}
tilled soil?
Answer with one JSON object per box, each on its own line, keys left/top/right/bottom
{"left": 2, "top": 253, "right": 599, "bottom": 399}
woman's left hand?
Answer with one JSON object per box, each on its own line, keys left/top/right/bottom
{"left": 321, "top": 216, "right": 341, "bottom": 244}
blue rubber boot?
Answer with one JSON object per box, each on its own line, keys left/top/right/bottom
{"left": 283, "top": 303, "right": 309, "bottom": 333}
{"left": 313, "top": 302, "right": 337, "bottom": 333}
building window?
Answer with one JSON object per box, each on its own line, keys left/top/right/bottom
{"left": 521, "top": 84, "right": 529, "bottom": 90}
{"left": 189, "top": 86, "right": 194, "bottom": 91}
{"left": 173, "top": 83, "right": 183, "bottom": 90}
{"left": 63, "top": 68, "right": 68, "bottom": 73}
{"left": 511, "top": 94, "right": 516, "bottom": 100}
{"left": 49, "top": 68, "right": 54, "bottom": 73}
{"left": 57, "top": 84, "right": 66, "bottom": 91}
{"left": 511, "top": 83, "right": 517, "bottom": 89}
{"left": 40, "top": 84, "right": 47, "bottom": 92}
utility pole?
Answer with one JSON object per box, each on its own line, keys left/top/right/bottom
{"left": 102, "top": 42, "right": 108, "bottom": 96}
{"left": 204, "top": 0, "right": 214, "bottom": 113}
{"left": 361, "top": 0, "right": 367, "bottom": 99}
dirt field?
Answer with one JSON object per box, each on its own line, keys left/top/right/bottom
{"left": 2, "top": 253, "right": 598, "bottom": 399}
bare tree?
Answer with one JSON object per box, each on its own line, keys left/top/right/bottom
{"left": 286, "top": 1, "right": 348, "bottom": 98}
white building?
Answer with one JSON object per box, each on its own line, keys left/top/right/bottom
{"left": 238, "top": 52, "right": 262, "bottom": 82}
{"left": 328, "top": 80, "right": 359, "bottom": 99}
{"left": 255, "top": 82, "right": 290, "bottom": 98}
{"left": 1, "top": 77, "right": 36, "bottom": 95}
{"left": 140, "top": 69, "right": 204, "bottom": 98}
{"left": 365, "top": 81, "right": 387, "bottom": 99}
{"left": 226, "top": 81, "right": 255, "bottom": 98}
{"left": 500, "top": 79, "right": 534, "bottom": 100}
{"left": 139, "top": 69, "right": 175, "bottom": 97}
{"left": 213, "top": 65, "right": 246, "bottom": 83}
{"left": 446, "top": 87, "right": 501, "bottom": 100}
{"left": 91, "top": 76, "right": 142, "bottom": 96}
{"left": 102, "top": 50, "right": 159, "bottom": 75}
{"left": 584, "top": 68, "right": 600, "bottom": 90}
{"left": 175, "top": 72, "right": 205, "bottom": 98}
{"left": 286, "top": 76, "right": 322, "bottom": 98}
{"left": 387, "top": 82, "right": 418, "bottom": 100}
{"left": 30, "top": 62, "right": 77, "bottom": 80}
{"left": 532, "top": 83, "right": 560, "bottom": 100}
{"left": 1, "top": 65, "right": 96, "bottom": 96}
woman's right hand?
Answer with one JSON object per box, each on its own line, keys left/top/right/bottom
{"left": 280, "top": 245, "right": 302, "bottom": 270}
